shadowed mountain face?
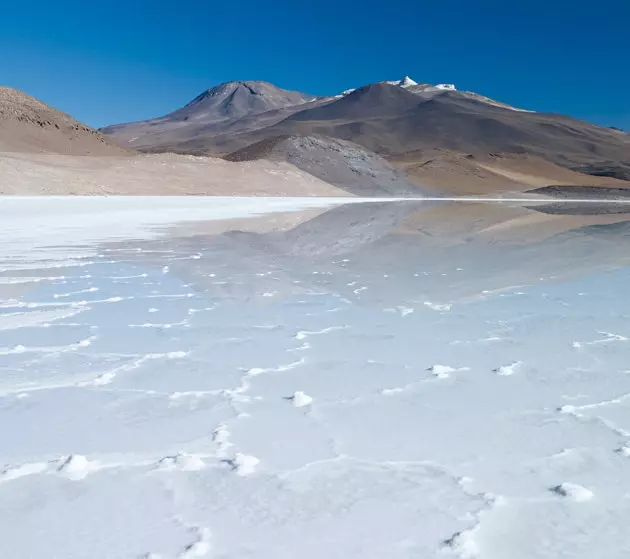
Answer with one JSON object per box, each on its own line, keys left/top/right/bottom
{"left": 0, "top": 87, "right": 130, "bottom": 155}
{"left": 226, "top": 134, "right": 432, "bottom": 197}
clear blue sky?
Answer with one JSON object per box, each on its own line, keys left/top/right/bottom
{"left": 2, "top": 0, "right": 628, "bottom": 129}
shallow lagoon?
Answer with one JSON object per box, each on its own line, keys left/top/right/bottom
{"left": 1, "top": 197, "right": 630, "bottom": 558}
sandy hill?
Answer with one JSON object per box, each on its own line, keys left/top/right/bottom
{"left": 0, "top": 87, "right": 130, "bottom": 155}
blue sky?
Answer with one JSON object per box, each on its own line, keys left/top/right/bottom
{"left": 1, "top": 0, "right": 628, "bottom": 129}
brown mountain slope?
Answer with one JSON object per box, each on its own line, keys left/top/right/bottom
{"left": 390, "top": 150, "right": 630, "bottom": 195}
{"left": 0, "top": 87, "right": 131, "bottom": 155}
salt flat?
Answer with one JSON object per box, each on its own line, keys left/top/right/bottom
{"left": 1, "top": 197, "right": 630, "bottom": 558}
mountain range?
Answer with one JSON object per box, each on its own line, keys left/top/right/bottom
{"left": 100, "top": 77, "right": 630, "bottom": 194}
{"left": 1, "top": 77, "right": 628, "bottom": 196}
{"left": 100, "top": 78, "right": 532, "bottom": 155}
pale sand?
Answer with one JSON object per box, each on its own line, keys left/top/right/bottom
{"left": 0, "top": 152, "right": 350, "bottom": 196}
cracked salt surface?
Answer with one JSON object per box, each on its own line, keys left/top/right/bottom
{"left": 2, "top": 197, "right": 630, "bottom": 558}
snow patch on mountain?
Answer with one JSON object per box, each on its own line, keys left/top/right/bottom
{"left": 334, "top": 78, "right": 531, "bottom": 111}
{"left": 338, "top": 77, "right": 458, "bottom": 98}
{"left": 384, "top": 76, "right": 419, "bottom": 88}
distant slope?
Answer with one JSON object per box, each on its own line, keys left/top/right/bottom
{"left": 226, "top": 134, "right": 431, "bottom": 196}
{"left": 290, "top": 83, "right": 422, "bottom": 121}
{"left": 529, "top": 185, "right": 630, "bottom": 199}
{"left": 0, "top": 87, "right": 130, "bottom": 155}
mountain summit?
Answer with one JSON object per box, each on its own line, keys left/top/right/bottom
{"left": 172, "top": 80, "right": 315, "bottom": 123}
